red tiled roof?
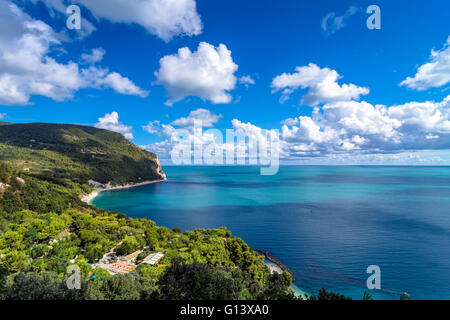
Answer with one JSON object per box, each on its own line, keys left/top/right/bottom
{"left": 120, "top": 250, "right": 142, "bottom": 262}
{"left": 105, "top": 261, "right": 135, "bottom": 274}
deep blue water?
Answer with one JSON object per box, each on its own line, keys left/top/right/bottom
{"left": 92, "top": 166, "right": 450, "bottom": 300}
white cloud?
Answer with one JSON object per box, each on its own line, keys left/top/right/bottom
{"left": 280, "top": 95, "right": 450, "bottom": 157}
{"left": 142, "top": 112, "right": 280, "bottom": 162}
{"left": 143, "top": 109, "right": 221, "bottom": 137}
{"left": 0, "top": 1, "right": 147, "bottom": 106}
{"left": 145, "top": 60, "right": 450, "bottom": 161}
{"left": 280, "top": 117, "right": 299, "bottom": 126}
{"left": 0, "top": 113, "right": 6, "bottom": 120}
{"left": 142, "top": 120, "right": 161, "bottom": 135}
{"left": 81, "top": 47, "right": 105, "bottom": 64}
{"left": 321, "top": 6, "right": 361, "bottom": 35}
{"left": 238, "top": 75, "right": 255, "bottom": 87}
{"left": 33, "top": 0, "right": 202, "bottom": 42}
{"left": 78, "top": 0, "right": 202, "bottom": 41}
{"left": 154, "top": 42, "right": 239, "bottom": 106}
{"left": 400, "top": 36, "right": 450, "bottom": 90}
{"left": 95, "top": 111, "right": 134, "bottom": 139}
{"left": 102, "top": 72, "right": 149, "bottom": 98}
{"left": 142, "top": 95, "right": 450, "bottom": 162}
{"left": 171, "top": 108, "right": 222, "bottom": 128}
{"left": 271, "top": 63, "right": 369, "bottom": 106}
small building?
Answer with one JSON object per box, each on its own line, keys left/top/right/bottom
{"left": 100, "top": 251, "right": 117, "bottom": 264}
{"left": 120, "top": 250, "right": 142, "bottom": 262}
{"left": 104, "top": 261, "right": 136, "bottom": 275}
{"left": 142, "top": 252, "right": 165, "bottom": 266}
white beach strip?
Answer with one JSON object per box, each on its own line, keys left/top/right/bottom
{"left": 80, "top": 179, "right": 167, "bottom": 204}
{"left": 264, "top": 259, "right": 283, "bottom": 274}
{"left": 263, "top": 259, "right": 309, "bottom": 299}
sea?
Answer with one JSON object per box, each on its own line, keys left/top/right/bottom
{"left": 92, "top": 166, "right": 450, "bottom": 300}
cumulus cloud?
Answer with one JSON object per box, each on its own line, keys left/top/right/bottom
{"left": 142, "top": 120, "right": 162, "bottom": 135}
{"left": 0, "top": 113, "right": 6, "bottom": 120}
{"left": 321, "top": 6, "right": 361, "bottom": 35}
{"left": 171, "top": 108, "right": 222, "bottom": 128}
{"left": 280, "top": 95, "right": 450, "bottom": 157}
{"left": 80, "top": 0, "right": 202, "bottom": 41}
{"left": 271, "top": 63, "right": 369, "bottom": 106}
{"left": 95, "top": 111, "right": 134, "bottom": 139}
{"left": 0, "top": 1, "right": 147, "bottom": 106}
{"left": 141, "top": 108, "right": 279, "bottom": 162}
{"left": 81, "top": 47, "right": 106, "bottom": 64}
{"left": 400, "top": 36, "right": 450, "bottom": 90}
{"left": 102, "top": 72, "right": 148, "bottom": 97}
{"left": 280, "top": 118, "right": 299, "bottom": 126}
{"left": 142, "top": 108, "right": 222, "bottom": 142}
{"left": 144, "top": 66, "right": 450, "bottom": 161}
{"left": 238, "top": 75, "right": 255, "bottom": 88}
{"left": 271, "top": 62, "right": 450, "bottom": 158}
{"left": 32, "top": 0, "right": 202, "bottom": 42}
{"left": 154, "top": 42, "right": 239, "bottom": 106}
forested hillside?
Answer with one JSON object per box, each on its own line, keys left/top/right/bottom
{"left": 0, "top": 122, "right": 165, "bottom": 186}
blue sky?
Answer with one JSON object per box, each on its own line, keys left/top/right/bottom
{"left": 1, "top": 0, "right": 450, "bottom": 164}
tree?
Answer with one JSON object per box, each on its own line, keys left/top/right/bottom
{"left": 363, "top": 290, "right": 373, "bottom": 300}
{"left": 4, "top": 272, "right": 94, "bottom": 300}
{"left": 311, "top": 288, "right": 352, "bottom": 300}
{"left": 157, "top": 259, "right": 237, "bottom": 300}
{"left": 99, "top": 274, "right": 141, "bottom": 300}
{"left": 116, "top": 236, "right": 139, "bottom": 256}
{"left": 0, "top": 265, "right": 8, "bottom": 297}
{"left": 256, "top": 273, "right": 296, "bottom": 300}
{"left": 172, "top": 227, "right": 181, "bottom": 234}
{"left": 0, "top": 251, "right": 30, "bottom": 272}
{"left": 282, "top": 271, "right": 293, "bottom": 287}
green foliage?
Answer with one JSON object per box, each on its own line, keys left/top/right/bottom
{"left": 99, "top": 274, "right": 142, "bottom": 300}
{"left": 116, "top": 236, "right": 140, "bottom": 256}
{"left": 0, "top": 251, "right": 30, "bottom": 273}
{"left": 363, "top": 290, "right": 373, "bottom": 300}
{"left": 3, "top": 272, "right": 95, "bottom": 300}
{"left": 157, "top": 258, "right": 242, "bottom": 300}
{"left": 0, "top": 123, "right": 163, "bottom": 186}
{"left": 309, "top": 288, "right": 352, "bottom": 300}
{"left": 256, "top": 273, "right": 297, "bottom": 300}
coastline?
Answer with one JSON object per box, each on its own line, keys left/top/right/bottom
{"left": 258, "top": 249, "right": 310, "bottom": 299}
{"left": 80, "top": 179, "right": 167, "bottom": 204}
{"left": 263, "top": 258, "right": 310, "bottom": 299}
{"left": 82, "top": 176, "right": 311, "bottom": 299}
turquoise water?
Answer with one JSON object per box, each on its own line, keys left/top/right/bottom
{"left": 92, "top": 166, "right": 450, "bottom": 300}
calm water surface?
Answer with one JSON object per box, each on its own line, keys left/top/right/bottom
{"left": 92, "top": 166, "right": 450, "bottom": 300}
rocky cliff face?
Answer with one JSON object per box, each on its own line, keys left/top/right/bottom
{"left": 154, "top": 158, "right": 167, "bottom": 180}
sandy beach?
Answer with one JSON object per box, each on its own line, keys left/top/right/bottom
{"left": 264, "top": 259, "right": 283, "bottom": 274}
{"left": 80, "top": 179, "right": 166, "bottom": 204}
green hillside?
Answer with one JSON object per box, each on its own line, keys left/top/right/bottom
{"left": 0, "top": 122, "right": 165, "bottom": 186}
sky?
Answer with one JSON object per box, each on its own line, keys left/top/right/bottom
{"left": 1, "top": 0, "right": 450, "bottom": 165}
